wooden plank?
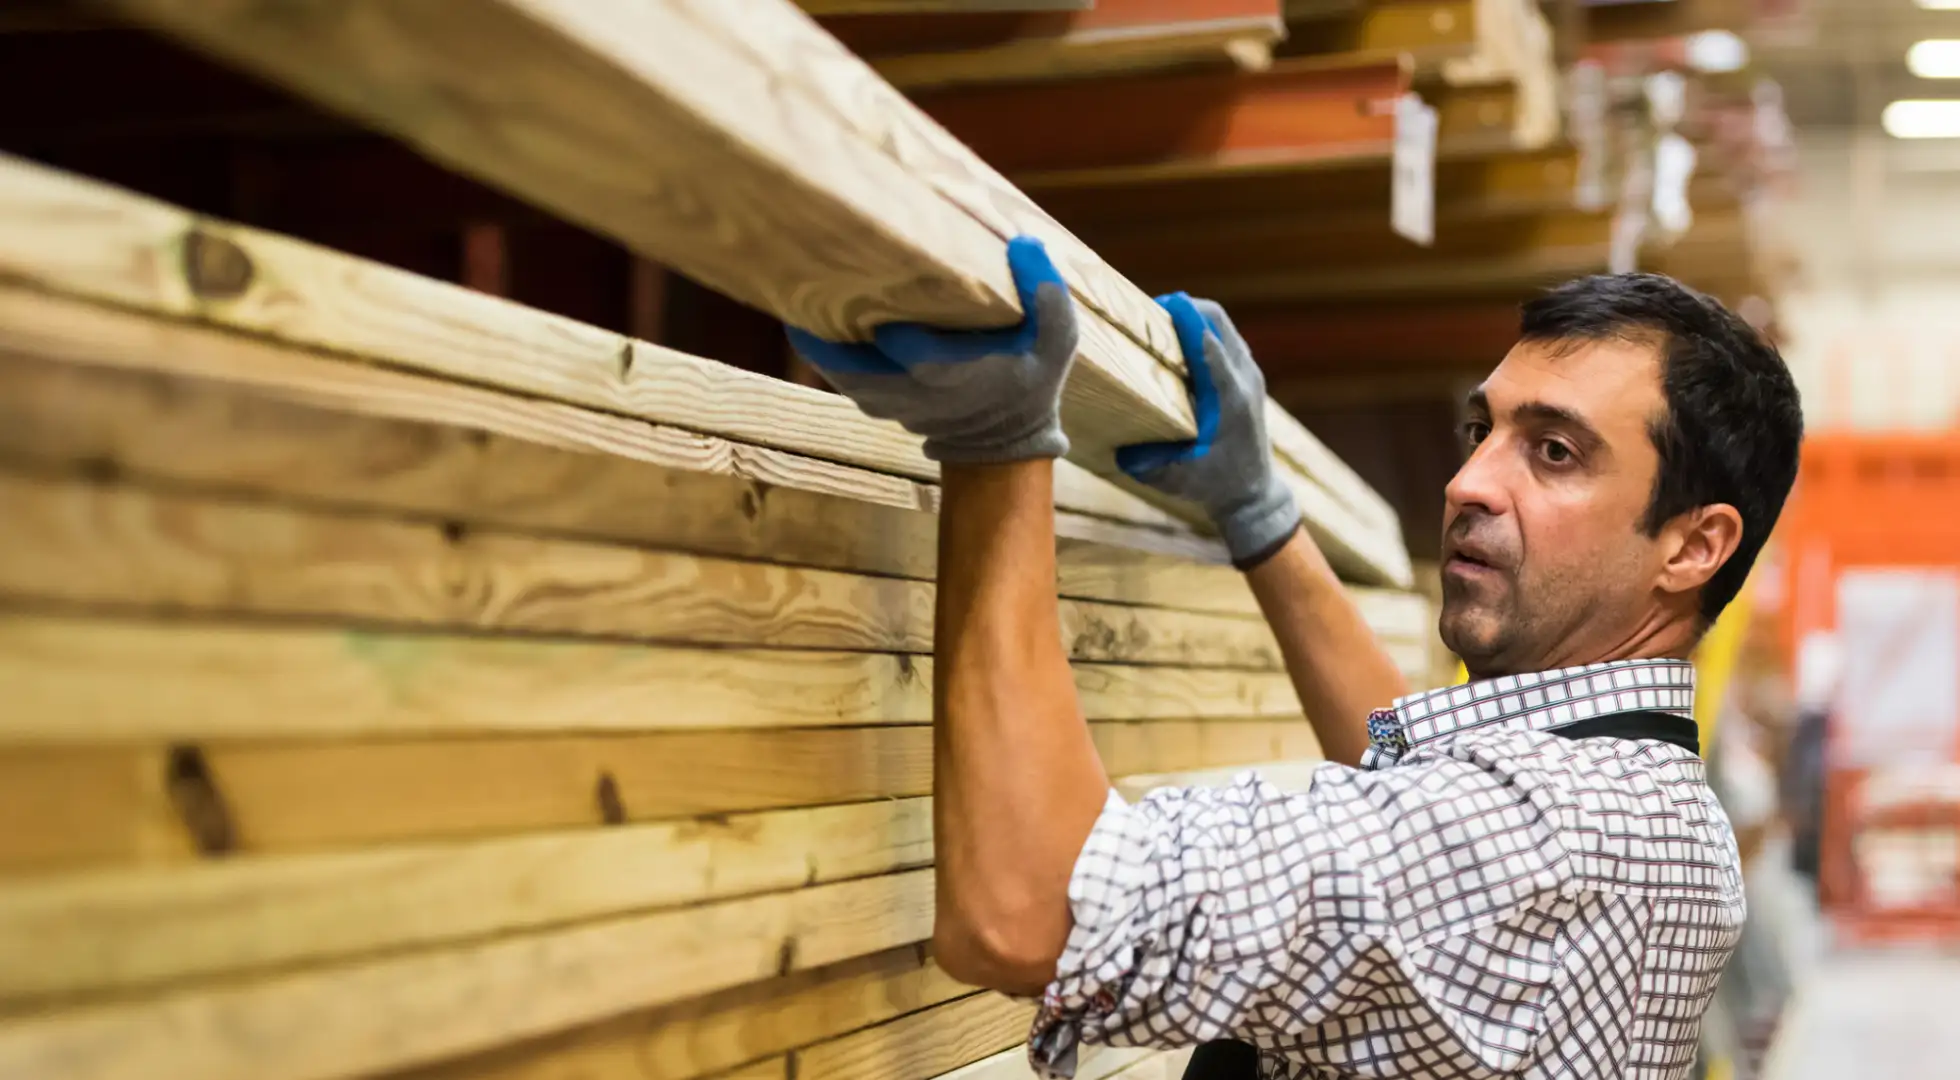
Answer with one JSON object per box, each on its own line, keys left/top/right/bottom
{"left": 686, "top": 0, "right": 1407, "bottom": 572}
{"left": 0, "top": 152, "right": 1407, "bottom": 585}
{"left": 0, "top": 294, "right": 1254, "bottom": 608}
{"left": 0, "top": 612, "right": 1304, "bottom": 743}
{"left": 796, "top": 993, "right": 1033, "bottom": 1080}
{"left": 0, "top": 718, "right": 1317, "bottom": 873}
{"left": 929, "top": 1044, "right": 1173, "bottom": 1080}
{"left": 800, "top": 1, "right": 1092, "bottom": 12}
{"left": 837, "top": 2, "right": 1287, "bottom": 91}
{"left": 1230, "top": 300, "right": 1524, "bottom": 374}
{"left": 393, "top": 947, "right": 972, "bottom": 1080}
{"left": 102, "top": 1, "right": 1202, "bottom": 471}
{"left": 0, "top": 153, "right": 1181, "bottom": 536}
{"left": 1123, "top": 209, "right": 1619, "bottom": 304}
{"left": 913, "top": 56, "right": 1408, "bottom": 181}
{"left": 0, "top": 799, "right": 936, "bottom": 1001}
{"left": 0, "top": 748, "right": 191, "bottom": 877}
{"left": 1087, "top": 200, "right": 1607, "bottom": 286}
{"left": 1280, "top": 0, "right": 1478, "bottom": 62}
{"left": 0, "top": 470, "right": 1285, "bottom": 670}
{"left": 0, "top": 747, "right": 1317, "bottom": 1075}
{"left": 0, "top": 869, "right": 938, "bottom": 1080}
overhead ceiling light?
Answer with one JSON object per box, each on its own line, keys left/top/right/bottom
{"left": 1883, "top": 99, "right": 1960, "bottom": 138}
{"left": 1918, "top": 1, "right": 1960, "bottom": 9}
{"left": 1685, "top": 29, "right": 1749, "bottom": 74}
{"left": 1908, "top": 40, "right": 1960, "bottom": 78}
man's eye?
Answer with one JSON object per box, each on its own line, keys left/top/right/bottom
{"left": 1540, "top": 439, "right": 1574, "bottom": 464}
{"left": 1461, "top": 421, "right": 1490, "bottom": 447}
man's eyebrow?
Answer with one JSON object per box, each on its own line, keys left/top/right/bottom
{"left": 1465, "top": 387, "right": 1490, "bottom": 415}
{"left": 1512, "top": 401, "right": 1606, "bottom": 452}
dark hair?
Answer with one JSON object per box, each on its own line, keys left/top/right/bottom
{"left": 1518, "top": 273, "right": 1803, "bottom": 624}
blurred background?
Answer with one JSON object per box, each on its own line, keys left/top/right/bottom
{"left": 1, "top": 2, "right": 1959, "bottom": 1079}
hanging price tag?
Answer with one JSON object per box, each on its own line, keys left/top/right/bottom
{"left": 1569, "top": 60, "right": 1608, "bottom": 212}
{"left": 1391, "top": 92, "right": 1437, "bottom": 247}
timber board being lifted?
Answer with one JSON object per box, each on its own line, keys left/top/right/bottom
{"left": 99, "top": 0, "right": 1406, "bottom": 577}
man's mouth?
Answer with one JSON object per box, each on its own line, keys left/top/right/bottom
{"left": 1442, "top": 546, "right": 1502, "bottom": 579}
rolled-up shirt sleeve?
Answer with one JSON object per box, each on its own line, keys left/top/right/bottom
{"left": 1028, "top": 755, "right": 1578, "bottom": 1078}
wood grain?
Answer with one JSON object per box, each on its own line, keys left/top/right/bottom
{"left": 0, "top": 870, "right": 938, "bottom": 1080}
{"left": 0, "top": 341, "right": 1444, "bottom": 638}
{"left": 0, "top": 720, "right": 1318, "bottom": 870}
{"left": 390, "top": 946, "right": 971, "bottom": 1080}
{"left": 799, "top": 1, "right": 1092, "bottom": 12}
{"left": 0, "top": 612, "right": 1303, "bottom": 742}
{"left": 928, "top": 1044, "right": 1177, "bottom": 1080}
{"left": 0, "top": 799, "right": 936, "bottom": 1001}
{"left": 649, "top": 0, "right": 1405, "bottom": 578}
{"left": 0, "top": 330, "right": 1252, "bottom": 611}
{"left": 794, "top": 992, "right": 1033, "bottom": 1080}
{"left": 95, "top": 5, "right": 1202, "bottom": 467}
{"left": 0, "top": 748, "right": 189, "bottom": 877}
{"left": 0, "top": 155, "right": 1409, "bottom": 581}
{"left": 0, "top": 470, "right": 1285, "bottom": 669}
{"left": 865, "top": 14, "right": 1284, "bottom": 91}
{"left": 0, "top": 155, "right": 1190, "bottom": 533}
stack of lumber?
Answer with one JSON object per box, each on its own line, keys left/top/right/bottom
{"left": 0, "top": 3, "right": 1436, "bottom": 1080}
{"left": 0, "top": 149, "right": 1438, "bottom": 1080}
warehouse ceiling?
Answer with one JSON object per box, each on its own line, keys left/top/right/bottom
{"left": 1754, "top": 0, "right": 1960, "bottom": 128}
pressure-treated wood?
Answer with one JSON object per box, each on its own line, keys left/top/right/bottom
{"left": 0, "top": 151, "right": 1408, "bottom": 585}
{"left": 0, "top": 337, "right": 1431, "bottom": 634}
{"left": 0, "top": 612, "right": 1306, "bottom": 743}
{"left": 0, "top": 470, "right": 1287, "bottom": 670}
{"left": 0, "top": 719, "right": 1319, "bottom": 871}
{"left": 0, "top": 745, "right": 1332, "bottom": 1000}
{"left": 0, "top": 294, "right": 1237, "bottom": 589}
{"left": 914, "top": 55, "right": 1408, "bottom": 181}
{"left": 393, "top": 946, "right": 972, "bottom": 1080}
{"left": 0, "top": 870, "right": 938, "bottom": 1080}
{"left": 0, "top": 799, "right": 935, "bottom": 1000}
{"left": 797, "top": 992, "right": 1033, "bottom": 1080}
{"left": 101, "top": 0, "right": 1199, "bottom": 467}
{"left": 799, "top": 1, "right": 1093, "bottom": 12}
{"left": 834, "top": 1, "right": 1287, "bottom": 91}
{"left": 930, "top": 1044, "right": 1189, "bottom": 1080}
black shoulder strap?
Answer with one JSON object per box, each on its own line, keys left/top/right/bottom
{"left": 1177, "top": 708, "right": 1700, "bottom": 1080}
{"left": 1545, "top": 709, "right": 1701, "bottom": 756}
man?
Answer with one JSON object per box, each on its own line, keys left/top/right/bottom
{"left": 788, "top": 236, "right": 1803, "bottom": 1079}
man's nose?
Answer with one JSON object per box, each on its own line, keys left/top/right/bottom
{"left": 1444, "top": 436, "right": 1514, "bottom": 522}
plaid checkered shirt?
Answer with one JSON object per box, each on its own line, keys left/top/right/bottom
{"left": 1030, "top": 659, "right": 1744, "bottom": 1079}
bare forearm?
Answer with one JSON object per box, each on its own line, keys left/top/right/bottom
{"left": 932, "top": 461, "right": 1110, "bottom": 993}
{"left": 1246, "top": 530, "right": 1410, "bottom": 766}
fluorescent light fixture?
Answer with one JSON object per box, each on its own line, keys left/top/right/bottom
{"left": 1685, "top": 30, "right": 1749, "bottom": 74}
{"left": 1883, "top": 99, "right": 1960, "bottom": 138}
{"left": 1909, "top": 40, "right": 1960, "bottom": 79}
{"left": 1918, "top": 1, "right": 1960, "bottom": 9}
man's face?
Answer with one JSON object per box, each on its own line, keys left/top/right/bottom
{"left": 1439, "top": 336, "right": 1670, "bottom": 676}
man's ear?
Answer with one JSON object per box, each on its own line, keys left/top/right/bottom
{"left": 1658, "top": 503, "right": 1744, "bottom": 597}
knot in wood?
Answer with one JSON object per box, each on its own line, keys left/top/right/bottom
{"left": 182, "top": 229, "right": 256, "bottom": 300}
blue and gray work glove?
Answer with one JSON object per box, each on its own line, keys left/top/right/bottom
{"left": 786, "top": 236, "right": 1077, "bottom": 465}
{"left": 1117, "top": 294, "right": 1301, "bottom": 570}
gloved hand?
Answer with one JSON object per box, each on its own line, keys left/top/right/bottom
{"left": 1117, "top": 293, "right": 1301, "bottom": 569}
{"left": 785, "top": 236, "right": 1077, "bottom": 465}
